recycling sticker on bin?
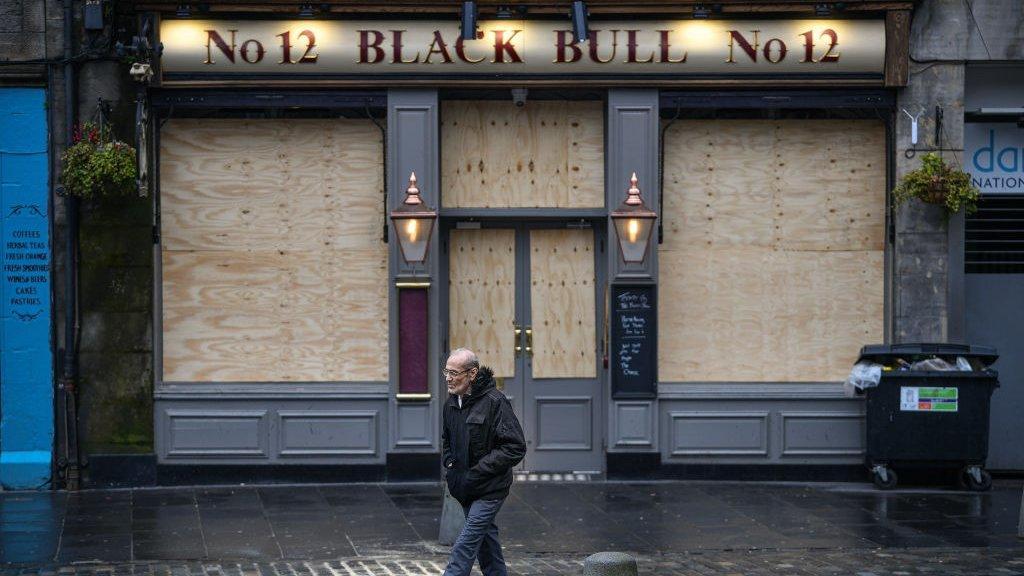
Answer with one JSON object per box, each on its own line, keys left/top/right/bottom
{"left": 900, "top": 387, "right": 959, "bottom": 412}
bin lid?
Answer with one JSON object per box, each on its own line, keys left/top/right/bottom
{"left": 858, "top": 342, "right": 998, "bottom": 365}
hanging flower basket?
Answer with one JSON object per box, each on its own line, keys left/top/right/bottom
{"left": 893, "top": 152, "right": 979, "bottom": 216}
{"left": 60, "top": 122, "right": 138, "bottom": 199}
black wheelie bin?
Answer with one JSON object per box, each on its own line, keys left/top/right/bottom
{"left": 855, "top": 343, "right": 1000, "bottom": 491}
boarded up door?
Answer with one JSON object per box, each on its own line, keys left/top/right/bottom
{"left": 447, "top": 224, "right": 603, "bottom": 472}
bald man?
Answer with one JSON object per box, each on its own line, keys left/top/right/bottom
{"left": 441, "top": 348, "right": 526, "bottom": 576}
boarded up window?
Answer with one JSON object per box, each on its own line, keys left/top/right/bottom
{"left": 659, "top": 119, "right": 885, "bottom": 382}
{"left": 160, "top": 119, "right": 387, "bottom": 382}
{"left": 441, "top": 101, "right": 604, "bottom": 208}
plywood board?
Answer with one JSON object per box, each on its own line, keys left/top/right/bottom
{"left": 529, "top": 229, "right": 597, "bottom": 379}
{"left": 659, "top": 119, "right": 886, "bottom": 383}
{"left": 441, "top": 101, "right": 604, "bottom": 208}
{"left": 160, "top": 119, "right": 387, "bottom": 383}
{"left": 161, "top": 119, "right": 384, "bottom": 252}
{"left": 449, "top": 228, "right": 517, "bottom": 378}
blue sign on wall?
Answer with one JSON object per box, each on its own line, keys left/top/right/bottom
{"left": 0, "top": 88, "right": 53, "bottom": 489}
{"left": 966, "top": 123, "right": 1024, "bottom": 194}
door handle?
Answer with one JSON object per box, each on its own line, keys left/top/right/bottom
{"left": 525, "top": 326, "right": 533, "bottom": 357}
{"left": 514, "top": 325, "right": 522, "bottom": 357}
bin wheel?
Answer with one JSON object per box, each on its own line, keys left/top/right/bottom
{"left": 958, "top": 467, "right": 993, "bottom": 492}
{"left": 872, "top": 467, "right": 898, "bottom": 490}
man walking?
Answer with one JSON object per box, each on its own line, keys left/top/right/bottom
{"left": 441, "top": 348, "right": 526, "bottom": 576}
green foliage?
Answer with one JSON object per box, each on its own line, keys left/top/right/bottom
{"left": 893, "top": 152, "right": 980, "bottom": 216}
{"left": 60, "top": 122, "right": 138, "bottom": 198}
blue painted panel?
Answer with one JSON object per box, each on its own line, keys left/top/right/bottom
{"left": 0, "top": 90, "right": 48, "bottom": 153}
{"left": 0, "top": 88, "right": 53, "bottom": 490}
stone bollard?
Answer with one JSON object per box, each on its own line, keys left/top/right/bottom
{"left": 583, "top": 552, "right": 638, "bottom": 576}
{"left": 439, "top": 482, "right": 466, "bottom": 546}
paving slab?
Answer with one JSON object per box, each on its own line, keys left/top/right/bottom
{"left": 0, "top": 480, "right": 1022, "bottom": 574}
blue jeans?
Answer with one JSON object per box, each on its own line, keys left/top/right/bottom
{"left": 442, "top": 498, "right": 507, "bottom": 576}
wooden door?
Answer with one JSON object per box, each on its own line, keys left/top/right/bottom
{"left": 523, "top": 227, "right": 603, "bottom": 472}
{"left": 447, "top": 227, "right": 525, "bottom": 435}
{"left": 446, "top": 223, "right": 604, "bottom": 473}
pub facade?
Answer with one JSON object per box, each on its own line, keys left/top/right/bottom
{"left": 44, "top": 0, "right": 923, "bottom": 484}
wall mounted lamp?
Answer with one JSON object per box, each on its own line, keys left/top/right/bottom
{"left": 390, "top": 172, "right": 438, "bottom": 264}
{"left": 610, "top": 173, "right": 657, "bottom": 264}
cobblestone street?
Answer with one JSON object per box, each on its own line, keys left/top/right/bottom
{"left": 2, "top": 548, "right": 1024, "bottom": 576}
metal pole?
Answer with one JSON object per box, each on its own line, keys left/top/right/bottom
{"left": 60, "top": 0, "right": 81, "bottom": 491}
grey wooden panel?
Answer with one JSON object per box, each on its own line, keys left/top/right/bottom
{"left": 394, "top": 402, "right": 433, "bottom": 448}
{"left": 606, "top": 90, "right": 659, "bottom": 281}
{"left": 660, "top": 399, "right": 866, "bottom": 464}
{"left": 780, "top": 411, "right": 865, "bottom": 457}
{"left": 611, "top": 400, "right": 655, "bottom": 449}
{"left": 156, "top": 399, "right": 388, "bottom": 464}
{"left": 667, "top": 411, "right": 769, "bottom": 456}
{"left": 534, "top": 396, "right": 592, "bottom": 451}
{"left": 387, "top": 89, "right": 442, "bottom": 453}
{"left": 604, "top": 89, "right": 659, "bottom": 460}
{"left": 164, "top": 409, "right": 269, "bottom": 459}
{"left": 278, "top": 410, "right": 379, "bottom": 457}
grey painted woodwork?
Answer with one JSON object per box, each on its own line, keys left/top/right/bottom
{"left": 155, "top": 399, "right": 387, "bottom": 464}
{"left": 965, "top": 274, "right": 1024, "bottom": 470}
{"left": 605, "top": 90, "right": 660, "bottom": 460}
{"left": 387, "top": 89, "right": 442, "bottom": 453}
{"left": 606, "top": 90, "right": 660, "bottom": 280}
{"left": 660, "top": 398, "right": 865, "bottom": 464}
{"left": 610, "top": 400, "right": 657, "bottom": 450}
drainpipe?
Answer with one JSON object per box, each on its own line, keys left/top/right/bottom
{"left": 59, "top": 0, "right": 81, "bottom": 491}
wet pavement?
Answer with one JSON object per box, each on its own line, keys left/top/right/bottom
{"left": 1, "top": 480, "right": 1022, "bottom": 569}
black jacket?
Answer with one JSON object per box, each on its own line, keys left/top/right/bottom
{"left": 442, "top": 366, "right": 526, "bottom": 505}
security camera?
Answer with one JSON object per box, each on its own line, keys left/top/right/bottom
{"left": 511, "top": 88, "right": 528, "bottom": 107}
{"left": 129, "top": 62, "right": 154, "bottom": 83}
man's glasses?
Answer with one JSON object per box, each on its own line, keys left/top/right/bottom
{"left": 442, "top": 367, "right": 472, "bottom": 379}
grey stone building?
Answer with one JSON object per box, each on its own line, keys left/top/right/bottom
{"left": 0, "top": 0, "right": 1021, "bottom": 490}
{"left": 895, "top": 0, "right": 1024, "bottom": 472}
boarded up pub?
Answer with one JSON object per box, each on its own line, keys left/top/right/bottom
{"left": 145, "top": 0, "right": 912, "bottom": 480}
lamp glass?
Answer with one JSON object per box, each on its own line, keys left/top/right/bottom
{"left": 612, "top": 215, "right": 654, "bottom": 263}
{"left": 393, "top": 215, "right": 435, "bottom": 263}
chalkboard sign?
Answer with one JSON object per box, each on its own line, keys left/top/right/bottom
{"left": 611, "top": 285, "right": 657, "bottom": 399}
